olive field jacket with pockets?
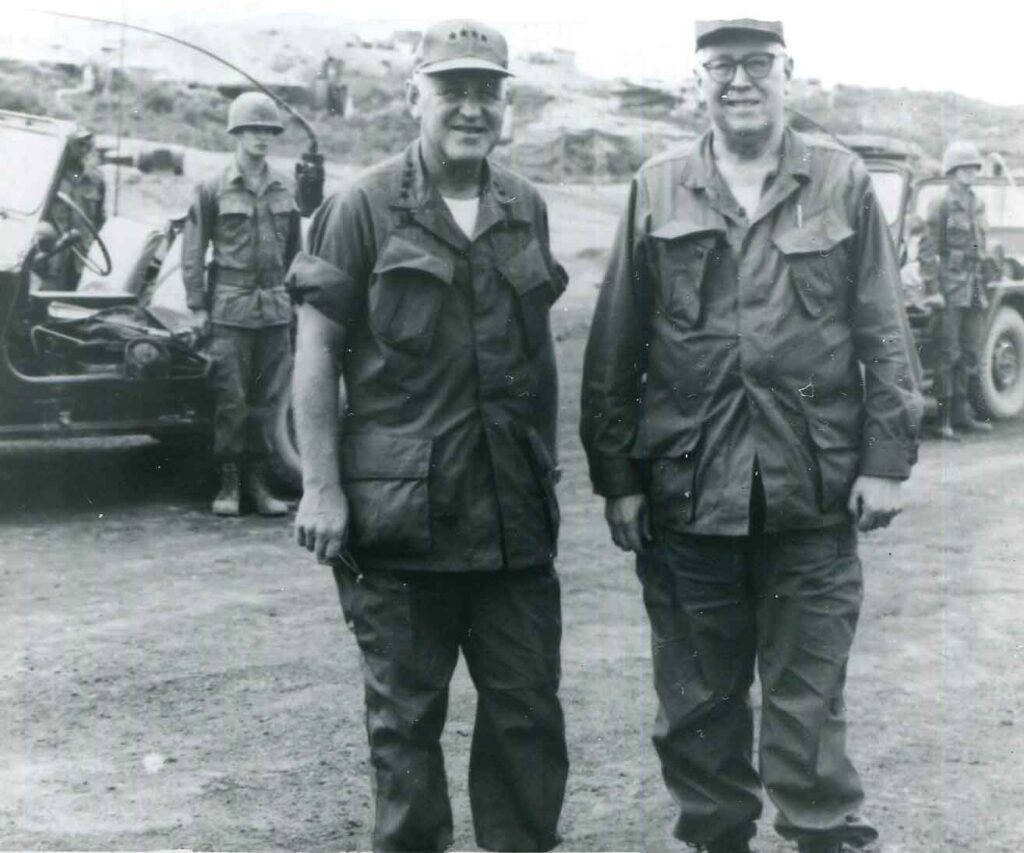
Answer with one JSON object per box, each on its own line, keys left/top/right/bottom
{"left": 181, "top": 159, "right": 301, "bottom": 328}
{"left": 581, "top": 128, "right": 923, "bottom": 535}
{"left": 287, "top": 142, "right": 568, "bottom": 572}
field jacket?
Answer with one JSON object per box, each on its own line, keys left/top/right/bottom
{"left": 181, "top": 160, "right": 301, "bottom": 328}
{"left": 581, "top": 128, "right": 923, "bottom": 535}
{"left": 287, "top": 142, "right": 567, "bottom": 572}
{"left": 919, "top": 184, "right": 988, "bottom": 308}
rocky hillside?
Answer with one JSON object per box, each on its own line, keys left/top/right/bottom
{"left": 3, "top": 44, "right": 1023, "bottom": 183}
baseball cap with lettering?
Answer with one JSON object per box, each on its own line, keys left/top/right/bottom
{"left": 414, "top": 19, "right": 514, "bottom": 77}
{"left": 694, "top": 19, "right": 785, "bottom": 50}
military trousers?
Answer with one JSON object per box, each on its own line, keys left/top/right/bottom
{"left": 636, "top": 516, "right": 878, "bottom": 850}
{"left": 936, "top": 302, "right": 986, "bottom": 404}
{"left": 209, "top": 323, "right": 291, "bottom": 462}
{"left": 333, "top": 564, "right": 568, "bottom": 853}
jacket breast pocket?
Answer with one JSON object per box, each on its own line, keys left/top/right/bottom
{"left": 648, "top": 222, "right": 721, "bottom": 327}
{"left": 216, "top": 195, "right": 255, "bottom": 255}
{"left": 267, "top": 195, "right": 297, "bottom": 246}
{"left": 341, "top": 432, "right": 433, "bottom": 555}
{"left": 773, "top": 213, "right": 854, "bottom": 319}
{"left": 945, "top": 210, "right": 975, "bottom": 250}
{"left": 370, "top": 235, "right": 453, "bottom": 355}
{"left": 498, "top": 239, "right": 567, "bottom": 353}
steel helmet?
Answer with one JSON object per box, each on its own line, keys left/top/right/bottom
{"left": 226, "top": 92, "right": 285, "bottom": 135}
{"left": 942, "top": 140, "right": 984, "bottom": 176}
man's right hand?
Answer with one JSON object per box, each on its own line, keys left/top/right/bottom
{"left": 295, "top": 486, "right": 350, "bottom": 564}
{"left": 605, "top": 494, "right": 651, "bottom": 553}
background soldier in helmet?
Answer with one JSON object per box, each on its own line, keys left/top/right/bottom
{"left": 181, "top": 92, "right": 302, "bottom": 515}
{"left": 920, "top": 141, "right": 993, "bottom": 439}
{"left": 44, "top": 127, "right": 106, "bottom": 289}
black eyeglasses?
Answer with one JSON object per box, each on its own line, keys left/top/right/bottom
{"left": 701, "top": 52, "right": 781, "bottom": 84}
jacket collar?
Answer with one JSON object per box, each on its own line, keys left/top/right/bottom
{"left": 681, "top": 127, "right": 811, "bottom": 188}
{"left": 223, "top": 158, "right": 281, "bottom": 194}
{"left": 947, "top": 181, "right": 975, "bottom": 209}
{"left": 681, "top": 127, "right": 811, "bottom": 225}
{"left": 390, "top": 141, "right": 529, "bottom": 249}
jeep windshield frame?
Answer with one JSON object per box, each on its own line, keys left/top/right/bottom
{"left": 0, "top": 112, "right": 70, "bottom": 216}
{"left": 864, "top": 159, "right": 912, "bottom": 255}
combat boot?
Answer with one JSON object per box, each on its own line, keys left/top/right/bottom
{"left": 689, "top": 829, "right": 756, "bottom": 852}
{"left": 935, "top": 399, "right": 960, "bottom": 441}
{"left": 212, "top": 462, "right": 241, "bottom": 516}
{"left": 797, "top": 841, "right": 843, "bottom": 853}
{"left": 954, "top": 397, "right": 993, "bottom": 434}
{"left": 245, "top": 461, "right": 289, "bottom": 517}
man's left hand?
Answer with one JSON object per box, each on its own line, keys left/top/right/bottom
{"left": 847, "top": 476, "right": 903, "bottom": 532}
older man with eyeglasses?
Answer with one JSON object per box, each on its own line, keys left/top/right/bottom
{"left": 581, "top": 19, "right": 922, "bottom": 853}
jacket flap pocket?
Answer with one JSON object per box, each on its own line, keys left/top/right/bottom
{"left": 806, "top": 414, "right": 860, "bottom": 450}
{"left": 773, "top": 214, "right": 854, "bottom": 256}
{"left": 218, "top": 196, "right": 253, "bottom": 217}
{"left": 341, "top": 433, "right": 432, "bottom": 480}
{"left": 373, "top": 235, "right": 454, "bottom": 285}
{"left": 498, "top": 239, "right": 552, "bottom": 296}
{"left": 650, "top": 219, "right": 724, "bottom": 242}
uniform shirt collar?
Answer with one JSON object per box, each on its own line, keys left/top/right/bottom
{"left": 682, "top": 126, "right": 812, "bottom": 190}
{"left": 224, "top": 158, "right": 278, "bottom": 192}
{"left": 391, "top": 140, "right": 528, "bottom": 222}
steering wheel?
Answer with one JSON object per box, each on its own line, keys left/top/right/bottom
{"left": 52, "top": 190, "right": 113, "bottom": 277}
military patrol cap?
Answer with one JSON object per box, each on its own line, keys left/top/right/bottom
{"left": 695, "top": 19, "right": 785, "bottom": 49}
{"left": 414, "top": 19, "right": 514, "bottom": 77}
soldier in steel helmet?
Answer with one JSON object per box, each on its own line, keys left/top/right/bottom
{"left": 287, "top": 19, "right": 568, "bottom": 852}
{"left": 181, "top": 91, "right": 301, "bottom": 516}
{"left": 581, "top": 18, "right": 922, "bottom": 853}
{"left": 919, "top": 140, "right": 994, "bottom": 439}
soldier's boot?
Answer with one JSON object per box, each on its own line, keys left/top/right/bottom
{"left": 936, "top": 399, "right": 960, "bottom": 441}
{"left": 953, "top": 396, "right": 993, "bottom": 434}
{"left": 691, "top": 827, "right": 756, "bottom": 853}
{"left": 796, "top": 841, "right": 861, "bottom": 853}
{"left": 211, "top": 462, "right": 242, "bottom": 516}
{"left": 245, "top": 461, "right": 289, "bottom": 517}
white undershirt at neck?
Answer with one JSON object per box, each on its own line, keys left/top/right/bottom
{"left": 442, "top": 195, "right": 480, "bottom": 239}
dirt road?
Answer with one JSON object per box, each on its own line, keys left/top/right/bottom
{"left": 2, "top": 170, "right": 1023, "bottom": 851}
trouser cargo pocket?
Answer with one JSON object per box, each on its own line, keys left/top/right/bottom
{"left": 341, "top": 432, "right": 433, "bottom": 555}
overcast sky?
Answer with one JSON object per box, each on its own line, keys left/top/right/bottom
{"left": 10, "top": 0, "right": 1024, "bottom": 106}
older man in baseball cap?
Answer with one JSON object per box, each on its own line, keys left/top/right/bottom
{"left": 289, "top": 18, "right": 568, "bottom": 852}
{"left": 581, "top": 18, "right": 922, "bottom": 853}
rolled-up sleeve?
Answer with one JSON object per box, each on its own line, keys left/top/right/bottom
{"left": 285, "top": 188, "right": 370, "bottom": 331}
{"left": 850, "top": 161, "right": 924, "bottom": 478}
{"left": 580, "top": 175, "right": 650, "bottom": 497}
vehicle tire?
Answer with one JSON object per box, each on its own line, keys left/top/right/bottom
{"left": 271, "top": 386, "right": 302, "bottom": 493}
{"left": 977, "top": 306, "right": 1024, "bottom": 419}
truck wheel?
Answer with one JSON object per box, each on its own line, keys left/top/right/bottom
{"left": 271, "top": 386, "right": 302, "bottom": 493}
{"left": 978, "top": 306, "right": 1024, "bottom": 419}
